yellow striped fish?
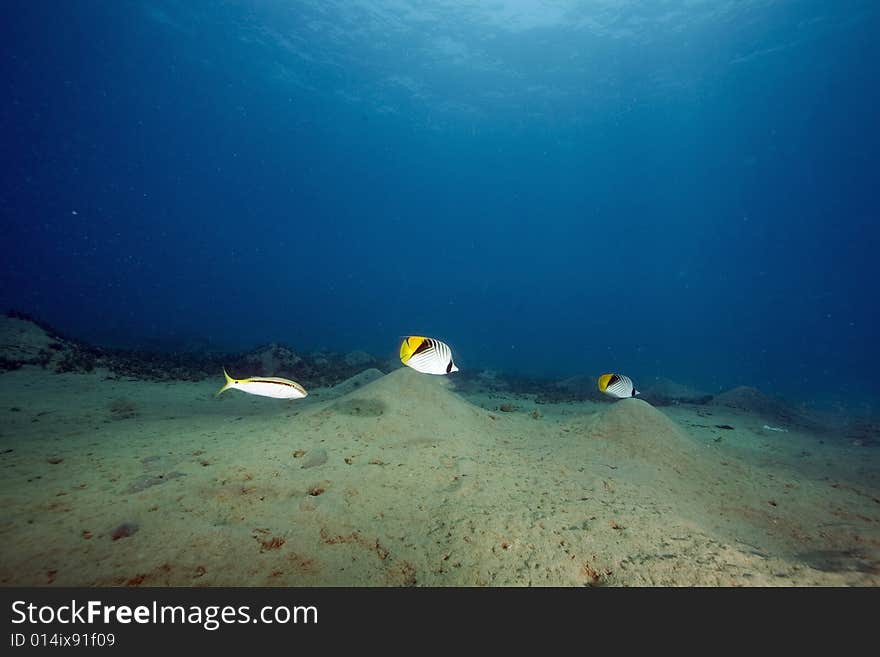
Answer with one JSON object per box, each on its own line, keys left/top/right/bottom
{"left": 598, "top": 373, "right": 639, "bottom": 399}
{"left": 399, "top": 336, "right": 459, "bottom": 375}
{"left": 217, "top": 368, "right": 308, "bottom": 399}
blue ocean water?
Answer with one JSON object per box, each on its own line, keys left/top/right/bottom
{"left": 2, "top": 1, "right": 878, "bottom": 408}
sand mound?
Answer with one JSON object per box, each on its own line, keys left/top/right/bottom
{"left": 713, "top": 386, "right": 781, "bottom": 412}
{"left": 711, "top": 386, "right": 818, "bottom": 429}
{"left": 322, "top": 368, "right": 386, "bottom": 398}
{"left": 641, "top": 378, "right": 713, "bottom": 406}
{"left": 0, "top": 315, "right": 80, "bottom": 372}
{"left": 0, "top": 315, "right": 62, "bottom": 365}
{"left": 584, "top": 398, "right": 703, "bottom": 470}
{"left": 324, "top": 367, "right": 491, "bottom": 443}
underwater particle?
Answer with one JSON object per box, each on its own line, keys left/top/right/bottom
{"left": 399, "top": 336, "right": 459, "bottom": 375}
{"left": 111, "top": 523, "right": 139, "bottom": 541}
{"left": 216, "top": 368, "right": 307, "bottom": 399}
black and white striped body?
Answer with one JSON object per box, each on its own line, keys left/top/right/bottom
{"left": 601, "top": 374, "right": 639, "bottom": 399}
{"left": 404, "top": 338, "right": 459, "bottom": 375}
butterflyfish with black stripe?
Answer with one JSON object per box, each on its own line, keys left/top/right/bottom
{"left": 399, "top": 336, "right": 459, "bottom": 375}
{"left": 597, "top": 373, "right": 639, "bottom": 399}
{"left": 216, "top": 368, "right": 308, "bottom": 399}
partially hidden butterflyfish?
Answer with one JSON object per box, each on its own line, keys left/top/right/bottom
{"left": 598, "top": 373, "right": 639, "bottom": 399}
{"left": 399, "top": 336, "right": 459, "bottom": 375}
{"left": 217, "top": 368, "right": 308, "bottom": 399}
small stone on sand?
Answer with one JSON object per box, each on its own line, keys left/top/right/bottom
{"left": 301, "top": 448, "right": 328, "bottom": 469}
{"left": 111, "top": 523, "right": 139, "bottom": 541}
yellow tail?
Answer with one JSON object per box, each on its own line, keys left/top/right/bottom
{"left": 216, "top": 368, "right": 235, "bottom": 396}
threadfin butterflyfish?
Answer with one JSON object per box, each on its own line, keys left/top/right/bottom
{"left": 399, "top": 336, "right": 459, "bottom": 375}
{"left": 217, "top": 368, "right": 307, "bottom": 399}
{"left": 598, "top": 373, "right": 639, "bottom": 399}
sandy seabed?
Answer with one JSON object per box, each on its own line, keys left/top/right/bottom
{"left": 0, "top": 365, "right": 878, "bottom": 587}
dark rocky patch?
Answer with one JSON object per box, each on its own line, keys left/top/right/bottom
{"left": 111, "top": 523, "right": 139, "bottom": 540}
{"left": 2, "top": 312, "right": 388, "bottom": 387}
